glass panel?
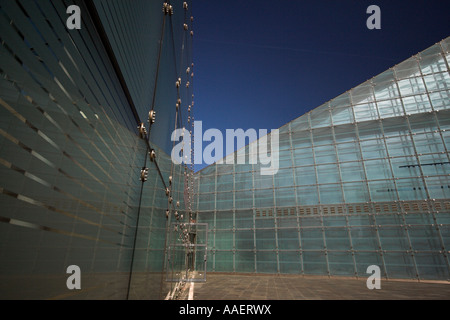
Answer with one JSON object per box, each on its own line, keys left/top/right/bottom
{"left": 234, "top": 190, "right": 253, "bottom": 209}
{"left": 373, "top": 69, "right": 395, "bottom": 84}
{"left": 354, "top": 252, "right": 384, "bottom": 277}
{"left": 378, "top": 227, "right": 410, "bottom": 250}
{"left": 301, "top": 228, "right": 324, "bottom": 250}
{"left": 254, "top": 189, "right": 274, "bottom": 208}
{"left": 443, "top": 129, "right": 450, "bottom": 150}
{"left": 235, "top": 251, "right": 254, "bottom": 272}
{"left": 398, "top": 77, "right": 427, "bottom": 96}
{"left": 332, "top": 106, "right": 354, "bottom": 125}
{"left": 420, "top": 54, "right": 447, "bottom": 75}
{"left": 235, "top": 172, "right": 253, "bottom": 190}
{"left": 419, "top": 153, "right": 450, "bottom": 176}
{"left": 275, "top": 187, "right": 297, "bottom": 207}
{"left": 216, "top": 174, "right": 234, "bottom": 192}
{"left": 274, "top": 168, "right": 295, "bottom": 188}
{"left": 299, "top": 217, "right": 322, "bottom": 227}
{"left": 436, "top": 110, "right": 450, "bottom": 129}
{"left": 255, "top": 217, "right": 275, "bottom": 229}
{"left": 419, "top": 43, "right": 444, "bottom": 58}
{"left": 342, "top": 182, "right": 370, "bottom": 203}
{"left": 310, "top": 103, "right": 331, "bottom": 129}
{"left": 290, "top": 115, "right": 310, "bottom": 132}
{"left": 214, "top": 251, "right": 233, "bottom": 272}
{"left": 413, "top": 132, "right": 444, "bottom": 154}
{"left": 235, "top": 210, "right": 254, "bottom": 229}
{"left": 368, "top": 180, "right": 398, "bottom": 202}
{"left": 296, "top": 186, "right": 319, "bottom": 206}
{"left": 255, "top": 229, "right": 276, "bottom": 250}
{"left": 358, "top": 121, "right": 383, "bottom": 140}
{"left": 317, "top": 164, "right": 340, "bottom": 184}
{"left": 318, "top": 184, "right": 343, "bottom": 204}
{"left": 337, "top": 142, "right": 362, "bottom": 162}
{"left": 295, "top": 166, "right": 317, "bottom": 185}
{"left": 324, "top": 228, "right": 351, "bottom": 250}
{"left": 385, "top": 136, "right": 414, "bottom": 157}
{"left": 383, "top": 252, "right": 416, "bottom": 279}
{"left": 424, "top": 72, "right": 450, "bottom": 92}
{"left": 328, "top": 252, "right": 354, "bottom": 276}
{"left": 377, "top": 98, "right": 404, "bottom": 118}
{"left": 334, "top": 124, "right": 358, "bottom": 143}
{"left": 302, "top": 251, "right": 327, "bottom": 275}
{"left": 395, "top": 178, "right": 427, "bottom": 201}
{"left": 199, "top": 175, "right": 215, "bottom": 195}
{"left": 254, "top": 174, "right": 273, "bottom": 189}
{"left": 353, "top": 102, "right": 378, "bottom": 121}
{"left": 394, "top": 57, "right": 421, "bottom": 79}
{"left": 256, "top": 251, "right": 278, "bottom": 273}
{"left": 415, "top": 253, "right": 449, "bottom": 280}
{"left": 441, "top": 37, "right": 450, "bottom": 53}
{"left": 390, "top": 156, "right": 421, "bottom": 178}
{"left": 340, "top": 162, "right": 365, "bottom": 182}
{"left": 278, "top": 132, "right": 291, "bottom": 151}
{"left": 293, "top": 148, "right": 315, "bottom": 166}
{"left": 216, "top": 212, "right": 234, "bottom": 230}
{"left": 279, "top": 251, "right": 301, "bottom": 274}
{"left": 425, "top": 176, "right": 450, "bottom": 199}
{"left": 278, "top": 150, "right": 293, "bottom": 169}
{"left": 216, "top": 192, "right": 233, "bottom": 210}
{"left": 291, "top": 131, "right": 312, "bottom": 149}
{"left": 215, "top": 230, "right": 233, "bottom": 249}
{"left": 314, "top": 145, "right": 337, "bottom": 164}
{"left": 235, "top": 229, "right": 254, "bottom": 249}
{"left": 402, "top": 94, "right": 432, "bottom": 114}
{"left": 330, "top": 92, "right": 351, "bottom": 109}
{"left": 350, "top": 227, "right": 379, "bottom": 251}
{"left": 198, "top": 193, "right": 215, "bottom": 211}
{"left": 350, "top": 81, "right": 374, "bottom": 105}
{"left": 381, "top": 117, "right": 409, "bottom": 137}
{"left": 277, "top": 229, "right": 300, "bottom": 250}
{"left": 429, "top": 90, "right": 450, "bottom": 110}
{"left": 198, "top": 212, "right": 214, "bottom": 228}
{"left": 409, "top": 226, "right": 442, "bottom": 251}
{"left": 360, "top": 140, "right": 387, "bottom": 160}
{"left": 373, "top": 79, "right": 399, "bottom": 101}
{"left": 312, "top": 127, "right": 334, "bottom": 146}
{"left": 323, "top": 216, "right": 347, "bottom": 227}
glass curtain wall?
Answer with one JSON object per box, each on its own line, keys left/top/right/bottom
{"left": 0, "top": 0, "right": 194, "bottom": 300}
{"left": 194, "top": 37, "right": 450, "bottom": 281}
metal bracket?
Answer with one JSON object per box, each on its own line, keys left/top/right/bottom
{"left": 140, "top": 167, "right": 149, "bottom": 182}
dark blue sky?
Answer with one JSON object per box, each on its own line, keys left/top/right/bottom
{"left": 191, "top": 0, "right": 450, "bottom": 171}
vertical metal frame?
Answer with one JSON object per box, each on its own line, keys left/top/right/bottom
{"left": 166, "top": 222, "right": 208, "bottom": 283}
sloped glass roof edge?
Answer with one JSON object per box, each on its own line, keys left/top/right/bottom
{"left": 195, "top": 36, "right": 450, "bottom": 174}
{"left": 288, "top": 36, "right": 449, "bottom": 133}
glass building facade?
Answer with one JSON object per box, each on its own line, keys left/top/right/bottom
{"left": 0, "top": 0, "right": 195, "bottom": 299}
{"left": 0, "top": 0, "right": 449, "bottom": 301}
{"left": 194, "top": 37, "right": 450, "bottom": 281}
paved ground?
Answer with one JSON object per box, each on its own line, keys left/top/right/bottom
{"left": 2, "top": 272, "right": 449, "bottom": 300}
{"left": 190, "top": 273, "right": 450, "bottom": 300}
